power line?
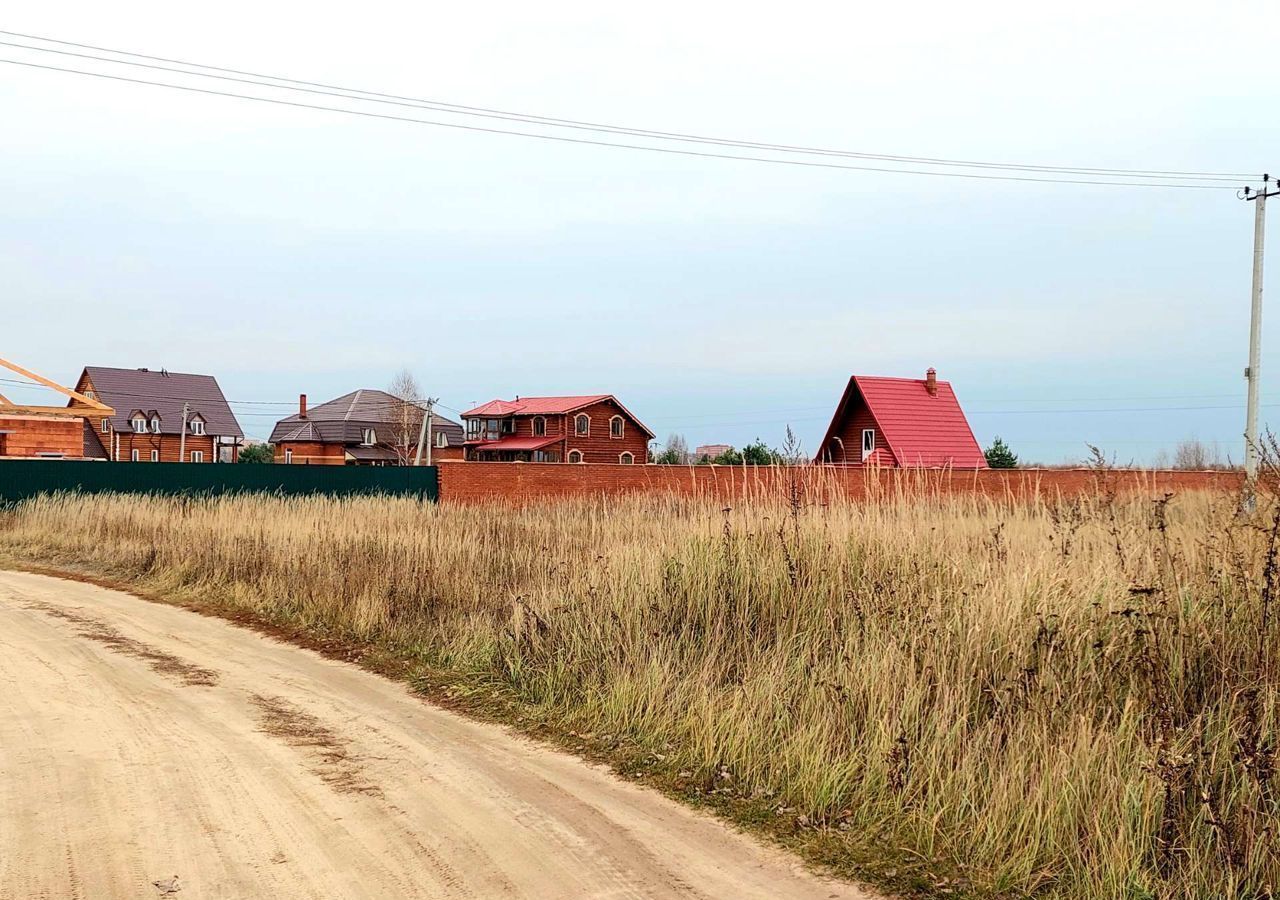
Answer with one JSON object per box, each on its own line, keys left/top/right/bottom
{"left": 0, "top": 31, "right": 1257, "bottom": 183}
{"left": 0, "top": 56, "right": 1247, "bottom": 190}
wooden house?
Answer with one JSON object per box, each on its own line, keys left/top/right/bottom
{"left": 462, "top": 395, "right": 653, "bottom": 463}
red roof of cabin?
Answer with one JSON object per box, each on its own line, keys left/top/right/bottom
{"left": 464, "top": 395, "right": 610, "bottom": 417}
{"left": 817, "top": 374, "right": 986, "bottom": 468}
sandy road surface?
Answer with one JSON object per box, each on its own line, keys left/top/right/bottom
{"left": 0, "top": 571, "right": 875, "bottom": 900}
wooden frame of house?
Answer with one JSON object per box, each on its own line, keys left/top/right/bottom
{"left": 0, "top": 356, "right": 113, "bottom": 460}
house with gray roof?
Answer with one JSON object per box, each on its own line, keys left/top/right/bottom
{"left": 269, "top": 390, "right": 464, "bottom": 465}
{"left": 73, "top": 366, "right": 244, "bottom": 462}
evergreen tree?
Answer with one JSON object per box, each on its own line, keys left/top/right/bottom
{"left": 984, "top": 436, "right": 1018, "bottom": 469}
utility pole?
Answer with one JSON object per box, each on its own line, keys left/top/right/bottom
{"left": 414, "top": 397, "right": 438, "bottom": 466}
{"left": 1244, "top": 175, "right": 1279, "bottom": 498}
{"left": 179, "top": 402, "right": 190, "bottom": 463}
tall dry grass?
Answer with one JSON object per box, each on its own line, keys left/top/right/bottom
{"left": 1, "top": 482, "right": 1276, "bottom": 899}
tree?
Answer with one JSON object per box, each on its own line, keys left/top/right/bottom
{"left": 1172, "top": 438, "right": 1222, "bottom": 470}
{"left": 711, "top": 447, "right": 744, "bottom": 465}
{"left": 984, "top": 436, "right": 1018, "bottom": 469}
{"left": 742, "top": 439, "right": 780, "bottom": 466}
{"left": 655, "top": 433, "right": 690, "bottom": 465}
{"left": 384, "top": 369, "right": 426, "bottom": 466}
{"left": 238, "top": 443, "right": 274, "bottom": 464}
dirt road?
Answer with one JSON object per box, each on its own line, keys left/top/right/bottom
{"left": 0, "top": 571, "right": 874, "bottom": 899}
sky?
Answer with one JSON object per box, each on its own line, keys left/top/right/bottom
{"left": 3, "top": 1, "right": 1278, "bottom": 462}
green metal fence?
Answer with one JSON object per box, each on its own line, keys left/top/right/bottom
{"left": 0, "top": 460, "right": 437, "bottom": 503}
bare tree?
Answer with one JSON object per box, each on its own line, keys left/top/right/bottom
{"left": 383, "top": 369, "right": 425, "bottom": 466}
{"left": 655, "top": 434, "right": 690, "bottom": 465}
{"left": 1172, "top": 438, "right": 1223, "bottom": 470}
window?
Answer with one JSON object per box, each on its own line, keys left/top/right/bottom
{"left": 84, "top": 390, "right": 95, "bottom": 399}
{"left": 191, "top": 450, "right": 204, "bottom": 463}
{"left": 150, "top": 417, "right": 161, "bottom": 433}
{"left": 609, "top": 416, "right": 624, "bottom": 438}
{"left": 533, "top": 450, "right": 560, "bottom": 463}
{"left": 575, "top": 414, "right": 590, "bottom": 436}
{"left": 568, "top": 449, "right": 584, "bottom": 464}
{"left": 190, "top": 419, "right": 205, "bottom": 435}
{"left": 362, "top": 428, "right": 376, "bottom": 446}
{"left": 862, "top": 428, "right": 875, "bottom": 461}
{"left": 285, "top": 448, "right": 293, "bottom": 464}
{"left": 532, "top": 416, "right": 546, "bottom": 436}
{"left": 101, "top": 418, "right": 110, "bottom": 434}
{"left": 466, "top": 419, "right": 482, "bottom": 438}
{"left": 132, "top": 416, "right": 146, "bottom": 433}
{"left": 436, "top": 431, "right": 448, "bottom": 448}
{"left": 619, "top": 451, "right": 634, "bottom": 465}
{"left": 130, "top": 449, "right": 139, "bottom": 462}
{"left": 150, "top": 450, "right": 159, "bottom": 462}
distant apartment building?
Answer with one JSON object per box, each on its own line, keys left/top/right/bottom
{"left": 694, "top": 444, "right": 733, "bottom": 461}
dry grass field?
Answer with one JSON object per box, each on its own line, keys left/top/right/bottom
{"left": 1, "top": 476, "right": 1277, "bottom": 899}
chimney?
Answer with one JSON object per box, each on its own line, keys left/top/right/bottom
{"left": 299, "top": 393, "right": 308, "bottom": 419}
{"left": 925, "top": 368, "right": 938, "bottom": 397}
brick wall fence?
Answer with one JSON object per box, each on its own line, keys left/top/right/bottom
{"left": 436, "top": 461, "right": 1244, "bottom": 505}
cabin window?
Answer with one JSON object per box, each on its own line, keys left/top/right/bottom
{"left": 362, "top": 428, "right": 376, "bottom": 446}
{"left": 862, "top": 428, "right": 875, "bottom": 460}
{"left": 130, "top": 449, "right": 140, "bottom": 462}
{"left": 568, "top": 449, "right": 584, "bottom": 464}
{"left": 436, "top": 431, "right": 448, "bottom": 448}
{"left": 619, "top": 451, "right": 634, "bottom": 465}
{"left": 609, "top": 416, "right": 624, "bottom": 438}
{"left": 532, "top": 416, "right": 546, "bottom": 436}
{"left": 191, "top": 450, "right": 204, "bottom": 463}
{"left": 575, "top": 414, "right": 590, "bottom": 436}
{"left": 285, "top": 448, "right": 293, "bottom": 464}
{"left": 132, "top": 416, "right": 146, "bottom": 433}
{"left": 101, "top": 419, "right": 110, "bottom": 433}
{"left": 190, "top": 419, "right": 205, "bottom": 435}
{"left": 149, "top": 450, "right": 159, "bottom": 462}
{"left": 150, "top": 417, "right": 161, "bottom": 433}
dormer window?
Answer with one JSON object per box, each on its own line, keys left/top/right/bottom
{"left": 132, "top": 416, "right": 146, "bottom": 433}
{"left": 532, "top": 416, "right": 546, "bottom": 436}
{"left": 575, "top": 414, "right": 590, "bottom": 436}
{"left": 150, "top": 416, "right": 161, "bottom": 433}
{"left": 190, "top": 419, "right": 205, "bottom": 435}
{"left": 362, "top": 428, "right": 376, "bottom": 446}
{"left": 609, "top": 416, "right": 624, "bottom": 438}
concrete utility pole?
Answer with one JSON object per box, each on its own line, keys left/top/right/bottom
{"left": 1244, "top": 175, "right": 1279, "bottom": 495}
{"left": 414, "top": 397, "right": 439, "bottom": 466}
{"left": 179, "top": 402, "right": 190, "bottom": 463}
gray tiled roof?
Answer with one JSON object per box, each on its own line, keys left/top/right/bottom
{"left": 269, "top": 389, "right": 464, "bottom": 447}
{"left": 83, "top": 366, "right": 244, "bottom": 438}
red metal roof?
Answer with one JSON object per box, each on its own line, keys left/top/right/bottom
{"left": 464, "top": 396, "right": 610, "bottom": 417}
{"left": 465, "top": 435, "right": 563, "bottom": 452}
{"left": 818, "top": 374, "right": 987, "bottom": 468}
{"left": 463, "top": 395, "right": 655, "bottom": 439}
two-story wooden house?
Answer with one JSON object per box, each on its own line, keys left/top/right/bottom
{"left": 462, "top": 395, "right": 653, "bottom": 463}
{"left": 74, "top": 366, "right": 244, "bottom": 462}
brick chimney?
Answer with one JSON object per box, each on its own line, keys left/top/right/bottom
{"left": 925, "top": 368, "right": 938, "bottom": 397}
{"left": 299, "top": 393, "right": 308, "bottom": 419}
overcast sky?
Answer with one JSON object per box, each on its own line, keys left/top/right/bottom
{"left": 3, "top": 1, "right": 1278, "bottom": 462}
